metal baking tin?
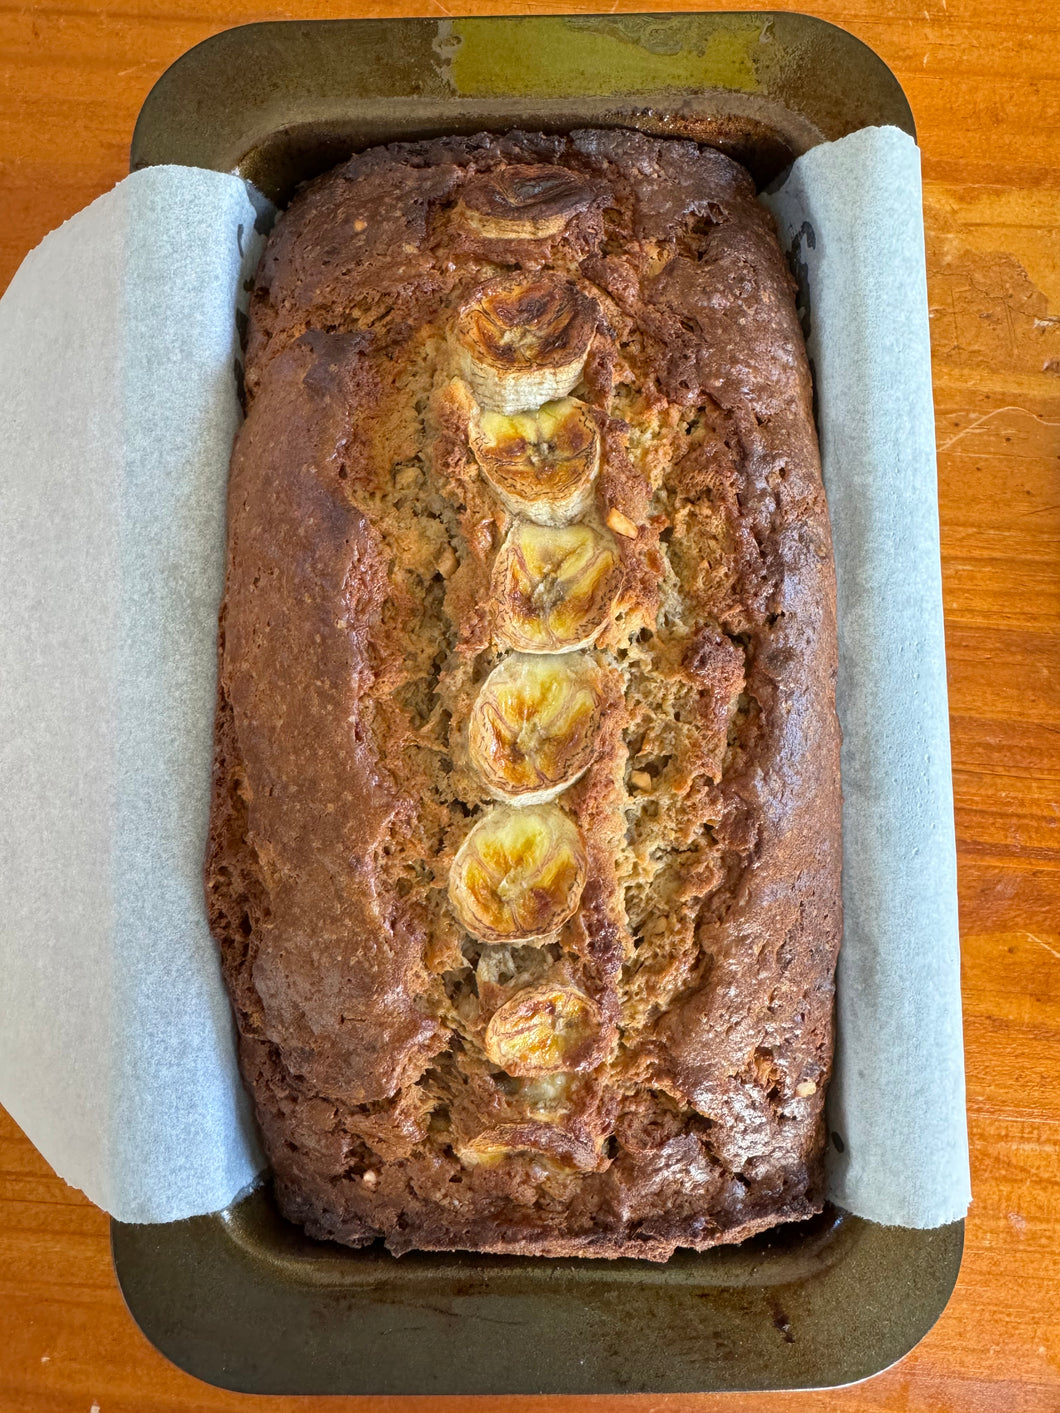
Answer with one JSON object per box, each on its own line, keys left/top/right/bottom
{"left": 116, "top": 14, "right": 960, "bottom": 1395}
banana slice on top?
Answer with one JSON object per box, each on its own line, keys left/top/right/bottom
{"left": 457, "top": 165, "right": 594, "bottom": 241}
{"left": 448, "top": 803, "right": 586, "bottom": 943}
{"left": 493, "top": 521, "right": 622, "bottom": 654}
{"left": 468, "top": 652, "right": 603, "bottom": 804}
{"left": 470, "top": 398, "right": 599, "bottom": 527}
{"left": 455, "top": 274, "right": 597, "bottom": 414}
{"left": 484, "top": 985, "right": 602, "bottom": 1076}
{"left": 457, "top": 1121, "right": 604, "bottom": 1173}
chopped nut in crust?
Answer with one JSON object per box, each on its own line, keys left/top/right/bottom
{"left": 606, "top": 507, "right": 638, "bottom": 539}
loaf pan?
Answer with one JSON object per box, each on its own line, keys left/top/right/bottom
{"left": 114, "top": 13, "right": 961, "bottom": 1395}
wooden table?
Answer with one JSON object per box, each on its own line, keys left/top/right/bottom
{"left": 1, "top": 1, "right": 1057, "bottom": 1409}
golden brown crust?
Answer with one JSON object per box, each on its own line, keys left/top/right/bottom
{"left": 206, "top": 129, "right": 841, "bottom": 1260}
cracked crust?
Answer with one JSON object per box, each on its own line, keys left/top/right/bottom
{"left": 206, "top": 129, "right": 841, "bottom": 1260}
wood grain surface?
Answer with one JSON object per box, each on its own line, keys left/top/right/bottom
{"left": 1, "top": 2, "right": 1058, "bottom": 1410}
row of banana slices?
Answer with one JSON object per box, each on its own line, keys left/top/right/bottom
{"left": 445, "top": 268, "right": 626, "bottom": 1082}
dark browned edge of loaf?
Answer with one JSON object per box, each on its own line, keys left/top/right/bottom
{"left": 205, "top": 129, "right": 842, "bottom": 1261}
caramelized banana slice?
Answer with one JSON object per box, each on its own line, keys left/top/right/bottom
{"left": 448, "top": 803, "right": 586, "bottom": 943}
{"left": 468, "top": 652, "right": 602, "bottom": 804}
{"left": 470, "top": 398, "right": 599, "bottom": 527}
{"left": 457, "top": 1121, "right": 604, "bottom": 1173}
{"left": 457, "top": 165, "right": 594, "bottom": 240}
{"left": 455, "top": 274, "right": 597, "bottom": 414}
{"left": 494, "top": 521, "right": 622, "bottom": 654}
{"left": 484, "top": 985, "right": 602, "bottom": 1076}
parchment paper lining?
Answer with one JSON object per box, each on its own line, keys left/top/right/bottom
{"left": 0, "top": 130, "right": 969, "bottom": 1227}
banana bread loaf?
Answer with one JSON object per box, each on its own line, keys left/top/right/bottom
{"left": 206, "top": 129, "right": 842, "bottom": 1260}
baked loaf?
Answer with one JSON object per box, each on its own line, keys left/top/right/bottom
{"left": 206, "top": 129, "right": 842, "bottom": 1260}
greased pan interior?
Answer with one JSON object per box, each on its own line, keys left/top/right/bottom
{"left": 116, "top": 14, "right": 956, "bottom": 1395}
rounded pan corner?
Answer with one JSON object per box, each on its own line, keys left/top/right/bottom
{"left": 131, "top": 21, "right": 271, "bottom": 170}
{"left": 870, "top": 1216, "right": 965, "bottom": 1376}
{"left": 768, "top": 11, "right": 916, "bottom": 142}
{"left": 108, "top": 1229, "right": 237, "bottom": 1395}
{"left": 817, "top": 1216, "right": 966, "bottom": 1390}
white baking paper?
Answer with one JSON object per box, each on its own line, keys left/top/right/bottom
{"left": 0, "top": 166, "right": 270, "bottom": 1222}
{"left": 763, "top": 126, "right": 970, "bottom": 1227}
{"left": 0, "top": 130, "right": 969, "bottom": 1228}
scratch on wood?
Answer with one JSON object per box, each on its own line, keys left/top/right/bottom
{"left": 937, "top": 406, "right": 1060, "bottom": 453}
{"left": 1025, "top": 933, "right": 1060, "bottom": 961}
